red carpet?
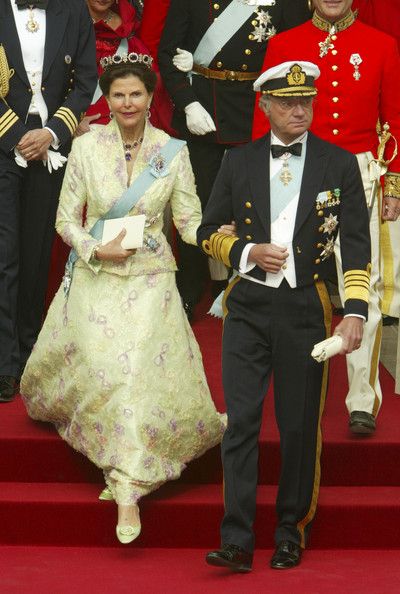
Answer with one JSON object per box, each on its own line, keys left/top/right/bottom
{"left": 1, "top": 297, "right": 400, "bottom": 592}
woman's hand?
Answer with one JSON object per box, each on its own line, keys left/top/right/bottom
{"left": 94, "top": 229, "right": 136, "bottom": 263}
{"left": 74, "top": 114, "right": 101, "bottom": 137}
{"left": 218, "top": 220, "right": 237, "bottom": 236}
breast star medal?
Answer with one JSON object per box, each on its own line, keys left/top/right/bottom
{"left": 250, "top": 8, "right": 276, "bottom": 42}
{"left": 26, "top": 6, "right": 40, "bottom": 33}
{"left": 322, "top": 213, "right": 338, "bottom": 235}
{"left": 350, "top": 53, "right": 362, "bottom": 81}
{"left": 320, "top": 237, "right": 336, "bottom": 260}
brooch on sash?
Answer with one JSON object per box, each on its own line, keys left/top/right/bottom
{"left": 149, "top": 153, "right": 169, "bottom": 178}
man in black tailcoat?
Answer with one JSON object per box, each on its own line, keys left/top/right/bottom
{"left": 198, "top": 61, "right": 371, "bottom": 571}
{"left": 0, "top": 0, "right": 96, "bottom": 402}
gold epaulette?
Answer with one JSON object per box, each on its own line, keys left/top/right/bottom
{"left": 384, "top": 173, "right": 400, "bottom": 199}
{"left": 202, "top": 232, "right": 239, "bottom": 267}
{"left": 54, "top": 107, "right": 78, "bottom": 135}
{"left": 0, "top": 44, "right": 14, "bottom": 101}
{"left": 344, "top": 267, "right": 370, "bottom": 303}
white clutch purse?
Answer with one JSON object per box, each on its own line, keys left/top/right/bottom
{"left": 311, "top": 335, "right": 343, "bottom": 362}
{"left": 102, "top": 215, "right": 146, "bottom": 250}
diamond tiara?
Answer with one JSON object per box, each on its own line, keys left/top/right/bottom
{"left": 100, "top": 52, "right": 153, "bottom": 70}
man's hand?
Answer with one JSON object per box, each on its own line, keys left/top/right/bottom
{"left": 248, "top": 243, "right": 288, "bottom": 273}
{"left": 94, "top": 229, "right": 136, "bottom": 263}
{"left": 74, "top": 113, "right": 101, "bottom": 137}
{"left": 382, "top": 196, "right": 400, "bottom": 221}
{"left": 17, "top": 129, "right": 53, "bottom": 160}
{"left": 334, "top": 316, "right": 364, "bottom": 354}
{"left": 218, "top": 220, "right": 236, "bottom": 236}
{"left": 184, "top": 101, "right": 216, "bottom": 135}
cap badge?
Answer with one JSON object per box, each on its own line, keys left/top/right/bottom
{"left": 287, "top": 64, "right": 306, "bottom": 87}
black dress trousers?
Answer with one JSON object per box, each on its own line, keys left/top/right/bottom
{"left": 0, "top": 116, "right": 65, "bottom": 377}
{"left": 220, "top": 277, "right": 331, "bottom": 553}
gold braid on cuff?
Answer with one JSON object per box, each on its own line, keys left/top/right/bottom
{"left": 202, "top": 233, "right": 239, "bottom": 268}
{"left": 384, "top": 173, "right": 400, "bottom": 199}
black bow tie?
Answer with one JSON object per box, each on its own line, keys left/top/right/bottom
{"left": 15, "top": 0, "right": 48, "bottom": 9}
{"left": 271, "top": 143, "right": 302, "bottom": 158}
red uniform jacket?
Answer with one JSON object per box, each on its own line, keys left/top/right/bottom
{"left": 252, "top": 17, "right": 400, "bottom": 177}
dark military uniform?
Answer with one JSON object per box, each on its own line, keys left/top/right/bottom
{"left": 0, "top": 0, "right": 96, "bottom": 380}
{"left": 158, "top": 0, "right": 311, "bottom": 305}
{"left": 197, "top": 131, "right": 371, "bottom": 551}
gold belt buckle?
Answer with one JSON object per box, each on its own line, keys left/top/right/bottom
{"left": 226, "top": 70, "right": 237, "bottom": 81}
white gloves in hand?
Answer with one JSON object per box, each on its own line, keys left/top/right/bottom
{"left": 172, "top": 48, "right": 193, "bottom": 73}
{"left": 45, "top": 150, "right": 68, "bottom": 173}
{"left": 14, "top": 148, "right": 28, "bottom": 168}
{"left": 184, "top": 101, "right": 216, "bottom": 135}
{"left": 14, "top": 149, "right": 67, "bottom": 173}
{"left": 311, "top": 335, "right": 343, "bottom": 362}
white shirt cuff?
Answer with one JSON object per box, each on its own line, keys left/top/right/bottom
{"left": 44, "top": 127, "right": 60, "bottom": 150}
{"left": 239, "top": 243, "right": 256, "bottom": 273}
{"left": 344, "top": 313, "right": 366, "bottom": 322}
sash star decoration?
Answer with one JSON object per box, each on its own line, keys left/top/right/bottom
{"left": 251, "top": 8, "right": 276, "bottom": 42}
{"left": 322, "top": 213, "right": 338, "bottom": 235}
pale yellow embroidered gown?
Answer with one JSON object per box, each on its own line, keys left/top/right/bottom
{"left": 21, "top": 121, "right": 225, "bottom": 504}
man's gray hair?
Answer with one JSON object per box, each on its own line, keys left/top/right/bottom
{"left": 259, "top": 94, "right": 272, "bottom": 112}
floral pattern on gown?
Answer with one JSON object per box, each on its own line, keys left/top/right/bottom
{"left": 21, "top": 121, "right": 225, "bottom": 505}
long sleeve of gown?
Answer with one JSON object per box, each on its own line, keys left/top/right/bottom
{"left": 170, "top": 145, "right": 202, "bottom": 246}
{"left": 55, "top": 139, "right": 102, "bottom": 273}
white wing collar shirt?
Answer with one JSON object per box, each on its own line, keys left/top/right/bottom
{"left": 10, "top": 0, "right": 58, "bottom": 146}
{"left": 239, "top": 131, "right": 308, "bottom": 288}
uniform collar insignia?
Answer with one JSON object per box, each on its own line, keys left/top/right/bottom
{"left": 312, "top": 10, "right": 356, "bottom": 34}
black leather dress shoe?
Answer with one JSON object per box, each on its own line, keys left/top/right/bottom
{"left": 270, "top": 540, "right": 302, "bottom": 569}
{"left": 0, "top": 375, "right": 17, "bottom": 403}
{"left": 206, "top": 543, "right": 253, "bottom": 573}
{"left": 349, "top": 410, "right": 376, "bottom": 434}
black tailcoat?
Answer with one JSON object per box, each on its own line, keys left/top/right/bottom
{"left": 0, "top": 0, "right": 96, "bottom": 377}
{"left": 198, "top": 131, "right": 371, "bottom": 316}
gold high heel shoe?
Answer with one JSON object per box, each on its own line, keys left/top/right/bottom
{"left": 98, "top": 486, "right": 114, "bottom": 501}
{"left": 116, "top": 504, "right": 141, "bottom": 544}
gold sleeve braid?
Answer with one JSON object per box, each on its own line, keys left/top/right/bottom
{"left": 54, "top": 107, "right": 78, "bottom": 135}
{"left": 384, "top": 173, "right": 400, "bottom": 199}
{"left": 202, "top": 232, "right": 239, "bottom": 267}
{"left": 343, "top": 268, "right": 370, "bottom": 303}
{"left": 0, "top": 44, "right": 14, "bottom": 101}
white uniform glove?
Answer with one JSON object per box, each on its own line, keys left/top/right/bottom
{"left": 44, "top": 150, "right": 68, "bottom": 173}
{"left": 172, "top": 48, "right": 194, "bottom": 73}
{"left": 13, "top": 148, "right": 67, "bottom": 172}
{"left": 311, "top": 335, "right": 343, "bottom": 362}
{"left": 14, "top": 148, "right": 28, "bottom": 168}
{"left": 184, "top": 101, "right": 216, "bottom": 135}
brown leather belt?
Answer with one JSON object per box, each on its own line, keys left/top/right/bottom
{"left": 193, "top": 63, "right": 260, "bottom": 82}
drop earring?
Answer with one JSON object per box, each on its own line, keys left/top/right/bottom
{"left": 146, "top": 106, "right": 151, "bottom": 119}
{"left": 308, "top": 0, "right": 313, "bottom": 10}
